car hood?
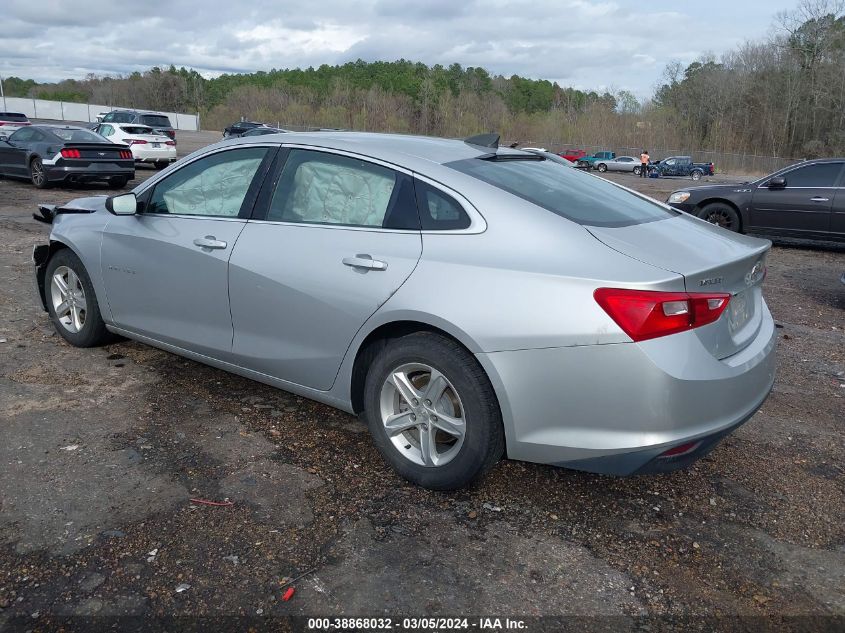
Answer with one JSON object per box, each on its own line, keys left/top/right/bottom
{"left": 671, "top": 182, "right": 753, "bottom": 197}
{"left": 34, "top": 196, "right": 108, "bottom": 224}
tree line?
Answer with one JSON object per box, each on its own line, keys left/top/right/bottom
{"left": 3, "top": 0, "right": 843, "bottom": 159}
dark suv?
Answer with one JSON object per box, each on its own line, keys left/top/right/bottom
{"left": 100, "top": 111, "right": 176, "bottom": 143}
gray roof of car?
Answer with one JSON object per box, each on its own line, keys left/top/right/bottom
{"left": 228, "top": 131, "right": 527, "bottom": 169}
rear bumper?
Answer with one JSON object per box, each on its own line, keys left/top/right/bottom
{"left": 132, "top": 147, "right": 176, "bottom": 162}
{"left": 476, "top": 300, "right": 777, "bottom": 476}
{"left": 46, "top": 164, "right": 134, "bottom": 183}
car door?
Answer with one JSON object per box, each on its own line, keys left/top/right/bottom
{"left": 829, "top": 178, "right": 845, "bottom": 239}
{"left": 228, "top": 147, "right": 423, "bottom": 390}
{"left": 613, "top": 157, "right": 634, "bottom": 172}
{"left": 0, "top": 127, "right": 35, "bottom": 176}
{"left": 749, "top": 161, "right": 843, "bottom": 237}
{"left": 101, "top": 145, "right": 276, "bottom": 358}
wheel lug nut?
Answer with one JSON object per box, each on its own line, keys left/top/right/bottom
{"left": 430, "top": 415, "right": 437, "bottom": 422}
{"left": 424, "top": 399, "right": 432, "bottom": 406}
{"left": 412, "top": 399, "right": 418, "bottom": 406}
{"left": 410, "top": 414, "right": 416, "bottom": 421}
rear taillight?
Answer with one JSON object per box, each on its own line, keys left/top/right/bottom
{"left": 594, "top": 288, "right": 731, "bottom": 342}
{"left": 61, "top": 148, "right": 81, "bottom": 159}
{"left": 165, "top": 140, "right": 176, "bottom": 146}
{"left": 119, "top": 150, "right": 132, "bottom": 159}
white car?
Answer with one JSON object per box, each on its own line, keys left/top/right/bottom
{"left": 93, "top": 123, "right": 176, "bottom": 169}
{"left": 0, "top": 111, "right": 32, "bottom": 136}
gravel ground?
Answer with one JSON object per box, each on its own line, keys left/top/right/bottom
{"left": 0, "top": 135, "right": 843, "bottom": 631}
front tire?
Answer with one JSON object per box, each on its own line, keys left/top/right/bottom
{"left": 154, "top": 162, "right": 169, "bottom": 170}
{"left": 30, "top": 157, "right": 49, "bottom": 189}
{"left": 362, "top": 332, "right": 504, "bottom": 490}
{"left": 698, "top": 202, "right": 741, "bottom": 232}
{"left": 597, "top": 163, "right": 607, "bottom": 172}
{"left": 45, "top": 249, "right": 113, "bottom": 347}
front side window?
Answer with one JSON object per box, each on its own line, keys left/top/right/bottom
{"left": 782, "top": 163, "right": 843, "bottom": 188}
{"left": 267, "top": 149, "right": 413, "bottom": 228}
{"left": 147, "top": 147, "right": 268, "bottom": 217}
{"left": 447, "top": 156, "right": 677, "bottom": 227}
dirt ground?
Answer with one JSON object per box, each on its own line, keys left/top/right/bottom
{"left": 0, "top": 133, "right": 843, "bottom": 631}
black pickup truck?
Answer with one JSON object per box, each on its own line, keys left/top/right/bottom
{"left": 649, "top": 156, "right": 714, "bottom": 180}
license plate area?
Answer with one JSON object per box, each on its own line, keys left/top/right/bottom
{"left": 727, "top": 288, "right": 752, "bottom": 333}
{"left": 152, "top": 143, "right": 161, "bottom": 148}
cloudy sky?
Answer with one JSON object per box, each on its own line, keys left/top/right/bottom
{"left": 1, "top": 0, "right": 798, "bottom": 97}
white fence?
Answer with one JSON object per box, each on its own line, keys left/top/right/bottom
{"left": 0, "top": 96, "right": 200, "bottom": 131}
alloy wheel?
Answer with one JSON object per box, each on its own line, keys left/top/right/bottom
{"left": 379, "top": 363, "right": 466, "bottom": 467}
{"left": 31, "top": 159, "right": 45, "bottom": 186}
{"left": 50, "top": 266, "right": 87, "bottom": 333}
{"left": 705, "top": 209, "right": 735, "bottom": 230}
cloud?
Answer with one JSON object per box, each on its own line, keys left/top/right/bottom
{"left": 0, "top": 0, "right": 794, "bottom": 97}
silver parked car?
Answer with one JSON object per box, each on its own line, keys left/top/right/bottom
{"left": 32, "top": 132, "right": 776, "bottom": 490}
{"left": 595, "top": 155, "right": 639, "bottom": 173}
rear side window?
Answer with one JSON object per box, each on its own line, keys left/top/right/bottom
{"left": 0, "top": 112, "right": 29, "bottom": 122}
{"left": 782, "top": 162, "right": 844, "bottom": 188}
{"left": 446, "top": 157, "right": 677, "bottom": 227}
{"left": 415, "top": 180, "right": 471, "bottom": 230}
{"left": 140, "top": 115, "right": 172, "bottom": 127}
{"left": 267, "top": 149, "right": 418, "bottom": 229}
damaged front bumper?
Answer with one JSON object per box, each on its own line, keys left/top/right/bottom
{"left": 33, "top": 243, "right": 50, "bottom": 311}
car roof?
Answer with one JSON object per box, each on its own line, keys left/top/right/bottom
{"left": 228, "top": 131, "right": 528, "bottom": 169}
{"left": 33, "top": 124, "right": 89, "bottom": 131}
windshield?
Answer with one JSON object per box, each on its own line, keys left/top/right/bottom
{"left": 49, "top": 128, "right": 107, "bottom": 143}
{"left": 121, "top": 125, "right": 154, "bottom": 135}
{"left": 446, "top": 157, "right": 678, "bottom": 227}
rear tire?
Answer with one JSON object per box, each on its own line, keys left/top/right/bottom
{"left": 45, "top": 249, "right": 114, "bottom": 347}
{"left": 597, "top": 163, "right": 607, "bottom": 172}
{"left": 691, "top": 169, "right": 703, "bottom": 181}
{"left": 633, "top": 166, "right": 641, "bottom": 176}
{"left": 154, "top": 162, "right": 169, "bottom": 170}
{"left": 30, "top": 157, "right": 49, "bottom": 189}
{"left": 108, "top": 176, "right": 129, "bottom": 189}
{"left": 698, "top": 202, "right": 741, "bottom": 232}
{"left": 362, "top": 332, "right": 504, "bottom": 490}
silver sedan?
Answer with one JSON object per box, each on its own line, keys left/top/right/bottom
{"left": 595, "top": 155, "right": 640, "bottom": 173}
{"left": 32, "top": 132, "right": 776, "bottom": 490}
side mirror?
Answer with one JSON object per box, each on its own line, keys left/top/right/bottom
{"left": 106, "top": 192, "right": 137, "bottom": 216}
{"left": 0, "top": 135, "right": 8, "bottom": 142}
{"left": 767, "top": 176, "right": 786, "bottom": 189}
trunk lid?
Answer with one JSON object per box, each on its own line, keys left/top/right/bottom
{"left": 67, "top": 143, "right": 130, "bottom": 160}
{"left": 587, "top": 214, "right": 770, "bottom": 359}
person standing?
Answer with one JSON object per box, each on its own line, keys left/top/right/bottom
{"left": 639, "top": 150, "right": 650, "bottom": 178}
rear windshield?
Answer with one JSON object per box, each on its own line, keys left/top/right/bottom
{"left": 446, "top": 157, "right": 678, "bottom": 227}
{"left": 140, "top": 115, "right": 172, "bottom": 127}
{"left": 49, "top": 128, "right": 106, "bottom": 143}
{"left": 121, "top": 125, "right": 153, "bottom": 135}
{"left": 0, "top": 112, "right": 29, "bottom": 121}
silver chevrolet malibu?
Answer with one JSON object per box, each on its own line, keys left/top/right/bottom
{"left": 32, "top": 132, "right": 776, "bottom": 490}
